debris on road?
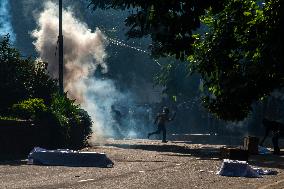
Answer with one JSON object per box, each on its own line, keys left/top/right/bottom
{"left": 258, "top": 146, "right": 271, "bottom": 155}
{"left": 217, "top": 159, "right": 277, "bottom": 178}
{"left": 254, "top": 168, "right": 278, "bottom": 176}
{"left": 27, "top": 147, "right": 114, "bottom": 168}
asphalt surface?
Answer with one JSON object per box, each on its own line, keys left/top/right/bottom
{"left": 0, "top": 139, "right": 283, "bottom": 189}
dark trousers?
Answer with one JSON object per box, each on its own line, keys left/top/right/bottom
{"left": 272, "top": 133, "right": 280, "bottom": 154}
{"left": 148, "top": 124, "right": 166, "bottom": 142}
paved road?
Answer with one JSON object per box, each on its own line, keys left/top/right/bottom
{"left": 0, "top": 139, "right": 283, "bottom": 189}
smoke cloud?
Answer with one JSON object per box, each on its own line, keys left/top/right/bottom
{"left": 32, "top": 1, "right": 125, "bottom": 140}
{"left": 32, "top": 2, "right": 108, "bottom": 102}
{"left": 0, "top": 0, "right": 16, "bottom": 41}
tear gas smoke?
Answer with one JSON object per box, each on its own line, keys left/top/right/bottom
{"left": 32, "top": 1, "right": 108, "bottom": 101}
{"left": 31, "top": 1, "right": 132, "bottom": 141}
{"left": 32, "top": 2, "right": 123, "bottom": 140}
{"left": 0, "top": 0, "right": 16, "bottom": 41}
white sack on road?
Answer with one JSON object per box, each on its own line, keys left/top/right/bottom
{"left": 27, "top": 147, "right": 114, "bottom": 168}
{"left": 217, "top": 159, "right": 260, "bottom": 178}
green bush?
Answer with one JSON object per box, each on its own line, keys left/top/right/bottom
{"left": 0, "top": 116, "right": 21, "bottom": 121}
{"left": 47, "top": 93, "right": 93, "bottom": 149}
{"left": 0, "top": 35, "right": 57, "bottom": 114}
{"left": 1, "top": 36, "right": 92, "bottom": 150}
{"left": 11, "top": 94, "right": 93, "bottom": 149}
{"left": 12, "top": 98, "right": 47, "bottom": 120}
{"left": 69, "top": 108, "right": 92, "bottom": 149}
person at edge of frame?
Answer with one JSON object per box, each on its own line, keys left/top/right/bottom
{"left": 259, "top": 118, "right": 284, "bottom": 155}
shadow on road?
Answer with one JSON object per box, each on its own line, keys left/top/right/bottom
{"left": 0, "top": 159, "right": 27, "bottom": 166}
{"left": 105, "top": 141, "right": 284, "bottom": 169}
{"left": 105, "top": 143, "right": 222, "bottom": 160}
{"left": 249, "top": 153, "right": 284, "bottom": 169}
{"left": 168, "top": 135, "right": 243, "bottom": 146}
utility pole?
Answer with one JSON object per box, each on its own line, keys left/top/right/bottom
{"left": 58, "top": 0, "right": 64, "bottom": 95}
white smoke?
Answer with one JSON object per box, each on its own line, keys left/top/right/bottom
{"left": 0, "top": 0, "right": 16, "bottom": 41}
{"left": 31, "top": 1, "right": 124, "bottom": 140}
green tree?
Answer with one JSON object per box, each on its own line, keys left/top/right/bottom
{"left": 88, "top": 0, "right": 283, "bottom": 121}
{"left": 0, "top": 35, "right": 57, "bottom": 113}
{"left": 87, "top": 0, "right": 223, "bottom": 60}
{"left": 191, "top": 0, "right": 283, "bottom": 120}
{"left": 155, "top": 61, "right": 200, "bottom": 103}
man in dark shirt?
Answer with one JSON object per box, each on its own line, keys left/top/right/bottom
{"left": 147, "top": 107, "right": 176, "bottom": 143}
{"left": 260, "top": 118, "right": 283, "bottom": 155}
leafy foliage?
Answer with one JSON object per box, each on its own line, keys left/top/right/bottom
{"left": 0, "top": 35, "right": 57, "bottom": 114}
{"left": 191, "top": 0, "right": 283, "bottom": 120}
{"left": 155, "top": 61, "right": 200, "bottom": 103}
{"left": 9, "top": 94, "right": 93, "bottom": 149}
{"left": 0, "top": 116, "right": 21, "bottom": 121}
{"left": 88, "top": 0, "right": 283, "bottom": 121}
{"left": 0, "top": 35, "right": 92, "bottom": 149}
{"left": 88, "top": 0, "right": 223, "bottom": 60}
{"left": 12, "top": 98, "right": 47, "bottom": 120}
{"left": 48, "top": 93, "right": 92, "bottom": 149}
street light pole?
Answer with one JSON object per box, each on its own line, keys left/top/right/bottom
{"left": 59, "top": 0, "right": 64, "bottom": 95}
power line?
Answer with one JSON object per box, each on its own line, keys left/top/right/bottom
{"left": 107, "top": 37, "right": 161, "bottom": 66}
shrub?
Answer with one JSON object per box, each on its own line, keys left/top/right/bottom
{"left": 12, "top": 98, "right": 47, "bottom": 120}
{"left": 1, "top": 36, "right": 92, "bottom": 150}
{"left": 69, "top": 108, "right": 92, "bottom": 149}
{"left": 0, "top": 116, "right": 21, "bottom": 121}
{"left": 48, "top": 93, "right": 93, "bottom": 149}
{"left": 0, "top": 35, "right": 57, "bottom": 114}
{"left": 12, "top": 94, "right": 93, "bottom": 149}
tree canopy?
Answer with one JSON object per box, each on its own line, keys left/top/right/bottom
{"left": 88, "top": 0, "right": 283, "bottom": 121}
{"left": 154, "top": 61, "right": 200, "bottom": 103}
{"left": 88, "top": 0, "right": 223, "bottom": 60}
{"left": 0, "top": 35, "right": 58, "bottom": 113}
{"left": 191, "top": 0, "right": 283, "bottom": 120}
